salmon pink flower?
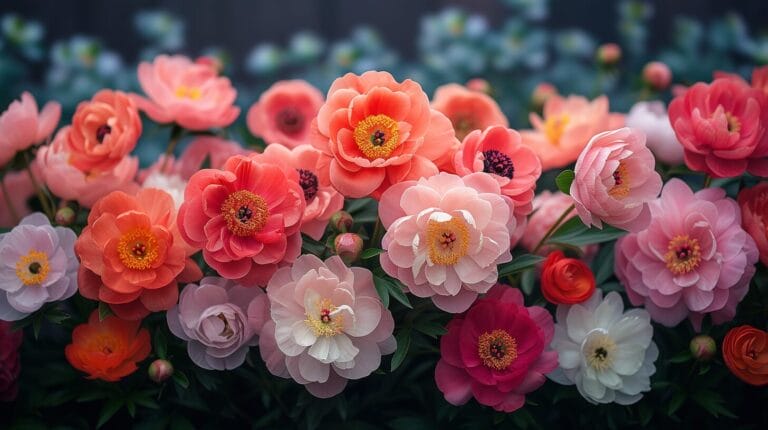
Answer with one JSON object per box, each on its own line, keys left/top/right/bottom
{"left": 378, "top": 172, "right": 515, "bottom": 313}
{"left": 738, "top": 182, "right": 768, "bottom": 266}
{"left": 247, "top": 80, "right": 324, "bottom": 148}
{"left": 431, "top": 83, "right": 508, "bottom": 141}
{"left": 0, "top": 171, "right": 36, "bottom": 228}
{"left": 139, "top": 136, "right": 249, "bottom": 182}
{"left": 311, "top": 71, "right": 455, "bottom": 199}
{"left": 0, "top": 321, "right": 23, "bottom": 401}
{"left": 177, "top": 155, "right": 305, "bottom": 286}
{"left": 133, "top": 55, "right": 240, "bottom": 131}
{"left": 570, "top": 127, "right": 662, "bottom": 232}
{"left": 616, "top": 179, "right": 759, "bottom": 330}
{"left": 435, "top": 285, "right": 557, "bottom": 412}
{"left": 259, "top": 255, "right": 395, "bottom": 398}
{"left": 0, "top": 91, "right": 60, "bottom": 167}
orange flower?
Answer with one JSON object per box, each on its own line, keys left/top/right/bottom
{"left": 65, "top": 311, "right": 151, "bottom": 381}
{"left": 722, "top": 325, "right": 768, "bottom": 386}
{"left": 540, "top": 251, "right": 595, "bottom": 305}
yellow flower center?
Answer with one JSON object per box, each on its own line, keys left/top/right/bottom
{"left": 305, "top": 298, "right": 345, "bottom": 337}
{"left": 175, "top": 85, "right": 202, "bottom": 100}
{"left": 543, "top": 114, "right": 570, "bottom": 144}
{"left": 353, "top": 114, "right": 400, "bottom": 160}
{"left": 221, "top": 190, "right": 270, "bottom": 237}
{"left": 725, "top": 112, "right": 741, "bottom": 134}
{"left": 608, "top": 161, "right": 630, "bottom": 199}
{"left": 426, "top": 216, "right": 470, "bottom": 266}
{"left": 117, "top": 229, "right": 160, "bottom": 270}
{"left": 478, "top": 329, "right": 518, "bottom": 370}
{"left": 664, "top": 235, "right": 702, "bottom": 275}
{"left": 15, "top": 250, "right": 50, "bottom": 286}
{"left": 583, "top": 332, "right": 616, "bottom": 371}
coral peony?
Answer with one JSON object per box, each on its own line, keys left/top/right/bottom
{"left": 259, "top": 255, "right": 395, "bottom": 398}
{"left": 0, "top": 321, "right": 23, "bottom": 401}
{"left": 738, "top": 182, "right": 768, "bottom": 266}
{"left": 540, "top": 251, "right": 595, "bottom": 305}
{"left": 0, "top": 170, "right": 37, "bottom": 228}
{"left": 133, "top": 55, "right": 240, "bottom": 130}
{"left": 520, "top": 94, "right": 625, "bottom": 170}
{"left": 625, "top": 101, "right": 684, "bottom": 165}
{"left": 453, "top": 126, "right": 541, "bottom": 216}
{"left": 378, "top": 172, "right": 515, "bottom": 313}
{"left": 431, "top": 83, "right": 508, "bottom": 141}
{"left": 65, "top": 311, "right": 151, "bottom": 382}
{"left": 247, "top": 80, "right": 324, "bottom": 148}
{"left": 615, "top": 179, "right": 759, "bottom": 330}
{"left": 668, "top": 77, "right": 768, "bottom": 177}
{"left": 167, "top": 277, "right": 269, "bottom": 370}
{"left": 722, "top": 325, "right": 768, "bottom": 386}
{"left": 570, "top": 127, "right": 662, "bottom": 232}
{"left": 311, "top": 71, "right": 455, "bottom": 199}
{"left": 0, "top": 213, "right": 78, "bottom": 320}
{"left": 76, "top": 189, "right": 201, "bottom": 320}
{"left": 177, "top": 155, "right": 304, "bottom": 286}
{"left": 0, "top": 91, "right": 60, "bottom": 167}
{"left": 549, "top": 291, "right": 658, "bottom": 405}
{"left": 435, "top": 285, "right": 557, "bottom": 412}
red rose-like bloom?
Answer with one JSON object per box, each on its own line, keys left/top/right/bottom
{"left": 738, "top": 182, "right": 768, "bottom": 266}
{"left": 65, "top": 311, "right": 150, "bottom": 382}
{"left": 435, "top": 285, "right": 557, "bottom": 412}
{"left": 0, "top": 321, "right": 23, "bottom": 401}
{"left": 668, "top": 77, "right": 768, "bottom": 178}
{"left": 722, "top": 325, "right": 768, "bottom": 386}
{"left": 177, "top": 155, "right": 305, "bottom": 286}
{"left": 540, "top": 251, "right": 595, "bottom": 305}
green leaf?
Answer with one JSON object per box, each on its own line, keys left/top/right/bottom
{"left": 373, "top": 276, "right": 390, "bottom": 309}
{"left": 154, "top": 328, "right": 168, "bottom": 359}
{"left": 498, "top": 254, "right": 545, "bottom": 277}
{"left": 592, "top": 242, "right": 615, "bottom": 285}
{"left": 361, "top": 248, "right": 384, "bottom": 260}
{"left": 667, "top": 390, "right": 686, "bottom": 416}
{"left": 548, "top": 217, "right": 626, "bottom": 247}
{"left": 44, "top": 307, "right": 71, "bottom": 324}
{"left": 172, "top": 370, "right": 190, "bottom": 389}
{"left": 667, "top": 351, "right": 692, "bottom": 364}
{"left": 98, "top": 302, "right": 113, "bottom": 321}
{"left": 345, "top": 197, "right": 375, "bottom": 214}
{"left": 374, "top": 276, "right": 412, "bottom": 309}
{"left": 96, "top": 398, "right": 123, "bottom": 429}
{"left": 520, "top": 269, "right": 536, "bottom": 295}
{"left": 390, "top": 329, "right": 411, "bottom": 372}
{"left": 555, "top": 169, "right": 575, "bottom": 194}
{"left": 413, "top": 321, "right": 446, "bottom": 338}
{"left": 692, "top": 390, "right": 737, "bottom": 419}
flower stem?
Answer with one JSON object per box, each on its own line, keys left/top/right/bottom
{"left": 703, "top": 175, "right": 712, "bottom": 188}
{"left": 0, "top": 173, "right": 19, "bottom": 224}
{"left": 371, "top": 217, "right": 384, "bottom": 249}
{"left": 23, "top": 151, "right": 55, "bottom": 220}
{"left": 161, "top": 124, "right": 184, "bottom": 171}
{"left": 532, "top": 203, "right": 575, "bottom": 254}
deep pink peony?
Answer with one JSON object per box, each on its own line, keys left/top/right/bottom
{"left": 431, "top": 83, "right": 509, "bottom": 141}
{"left": 0, "top": 321, "right": 23, "bottom": 401}
{"left": 615, "top": 178, "right": 759, "bottom": 330}
{"left": 435, "top": 284, "right": 557, "bottom": 412}
{"left": 0, "top": 91, "right": 60, "bottom": 167}
{"left": 177, "top": 155, "right": 305, "bottom": 286}
{"left": 247, "top": 80, "right": 324, "bottom": 148}
{"left": 570, "top": 127, "right": 662, "bottom": 232}
{"left": 738, "top": 182, "right": 768, "bottom": 266}
{"left": 378, "top": 172, "right": 515, "bottom": 313}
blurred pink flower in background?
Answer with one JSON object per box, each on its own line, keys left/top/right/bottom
{"left": 247, "top": 80, "right": 324, "bottom": 148}
{"left": 431, "top": 83, "right": 508, "bottom": 141}
{"left": 642, "top": 61, "right": 672, "bottom": 91}
{"left": 0, "top": 171, "right": 37, "bottom": 228}
{"left": 0, "top": 92, "right": 60, "bottom": 167}
{"left": 625, "top": 101, "right": 684, "bottom": 165}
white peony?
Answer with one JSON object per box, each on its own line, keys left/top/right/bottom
{"left": 548, "top": 290, "right": 658, "bottom": 405}
{"left": 142, "top": 171, "right": 187, "bottom": 209}
{"left": 625, "top": 101, "right": 684, "bottom": 165}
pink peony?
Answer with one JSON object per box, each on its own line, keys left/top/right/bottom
{"left": 177, "top": 155, "right": 304, "bottom": 286}
{"left": 252, "top": 144, "right": 344, "bottom": 240}
{"left": 570, "top": 127, "right": 662, "bottom": 232}
{"left": 0, "top": 320, "right": 23, "bottom": 401}
{"left": 435, "top": 284, "right": 557, "bottom": 412}
{"left": 133, "top": 55, "right": 240, "bottom": 131}
{"left": 247, "top": 80, "right": 324, "bottom": 148}
{"left": 453, "top": 126, "right": 541, "bottom": 216}
{"left": 378, "top": 172, "right": 515, "bottom": 313}
{"left": 0, "top": 91, "right": 60, "bottom": 167}
{"left": 625, "top": 101, "right": 684, "bottom": 165}
{"left": 167, "top": 276, "right": 269, "bottom": 370}
{"left": 259, "top": 255, "right": 395, "bottom": 398}
{"left": 0, "top": 171, "right": 37, "bottom": 228}
{"left": 615, "top": 178, "right": 759, "bottom": 330}
{"left": 738, "top": 182, "right": 768, "bottom": 266}
{"left": 431, "top": 83, "right": 509, "bottom": 141}
{"left": 139, "top": 136, "right": 249, "bottom": 183}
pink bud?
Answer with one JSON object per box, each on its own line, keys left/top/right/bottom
{"left": 466, "top": 78, "right": 492, "bottom": 95}
{"left": 334, "top": 233, "right": 364, "bottom": 264}
{"left": 597, "top": 43, "right": 622, "bottom": 66}
{"left": 689, "top": 335, "right": 717, "bottom": 361}
{"left": 330, "top": 211, "right": 354, "bottom": 233}
{"left": 54, "top": 207, "right": 76, "bottom": 226}
{"left": 643, "top": 61, "right": 672, "bottom": 90}
{"left": 531, "top": 82, "right": 558, "bottom": 108}
{"left": 148, "top": 359, "right": 174, "bottom": 383}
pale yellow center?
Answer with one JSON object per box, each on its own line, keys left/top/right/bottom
{"left": 608, "top": 161, "right": 631, "bottom": 199}
{"left": 305, "top": 298, "right": 345, "bottom": 337}
{"left": 426, "top": 217, "right": 470, "bottom": 266}
{"left": 15, "top": 250, "right": 50, "bottom": 286}
{"left": 664, "top": 235, "right": 702, "bottom": 275}
{"left": 117, "top": 229, "right": 159, "bottom": 270}
{"left": 584, "top": 333, "right": 616, "bottom": 371}
{"left": 543, "top": 114, "right": 570, "bottom": 144}
{"left": 175, "top": 85, "right": 202, "bottom": 100}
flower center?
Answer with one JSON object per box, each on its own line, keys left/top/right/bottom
{"left": 216, "top": 313, "right": 235, "bottom": 339}
{"left": 305, "top": 298, "right": 345, "bottom": 337}
{"left": 96, "top": 124, "right": 112, "bottom": 143}
{"left": 15, "top": 250, "right": 50, "bottom": 286}
{"left": 426, "top": 216, "right": 470, "bottom": 266}
{"left": 276, "top": 108, "right": 304, "bottom": 135}
{"left": 543, "top": 114, "right": 570, "bottom": 144}
{"left": 221, "top": 190, "right": 270, "bottom": 237}
{"left": 353, "top": 114, "right": 400, "bottom": 160}
{"left": 453, "top": 116, "right": 475, "bottom": 141}
{"left": 482, "top": 150, "right": 515, "bottom": 179}
{"left": 583, "top": 331, "right": 616, "bottom": 371}
{"left": 297, "top": 168, "right": 319, "bottom": 202}
{"left": 608, "top": 161, "right": 630, "bottom": 199}
{"left": 725, "top": 112, "right": 741, "bottom": 134}
{"left": 478, "top": 329, "right": 518, "bottom": 370}
{"left": 117, "top": 229, "right": 160, "bottom": 270}
{"left": 175, "top": 85, "right": 202, "bottom": 100}
{"left": 664, "top": 235, "right": 702, "bottom": 275}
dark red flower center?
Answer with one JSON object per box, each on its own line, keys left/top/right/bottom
{"left": 276, "top": 108, "right": 304, "bottom": 135}
{"left": 96, "top": 124, "right": 112, "bottom": 143}
{"left": 478, "top": 329, "right": 518, "bottom": 370}
{"left": 482, "top": 150, "right": 515, "bottom": 179}
{"left": 297, "top": 168, "right": 319, "bottom": 202}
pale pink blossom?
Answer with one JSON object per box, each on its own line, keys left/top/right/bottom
{"left": 0, "top": 92, "right": 60, "bottom": 166}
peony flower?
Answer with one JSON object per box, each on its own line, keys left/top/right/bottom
{"left": 615, "top": 178, "right": 759, "bottom": 330}
{"left": 141, "top": 171, "right": 187, "bottom": 209}
{"left": 453, "top": 126, "right": 541, "bottom": 216}
{"left": 520, "top": 94, "right": 625, "bottom": 171}
{"left": 738, "top": 182, "right": 768, "bottom": 266}
{"left": 65, "top": 89, "right": 142, "bottom": 173}
{"left": 0, "top": 170, "right": 36, "bottom": 228}
{"left": 138, "top": 136, "right": 249, "bottom": 184}
{"left": 625, "top": 101, "right": 684, "bottom": 165}
{"left": 251, "top": 144, "right": 344, "bottom": 240}
{"left": 132, "top": 54, "right": 240, "bottom": 130}
{"left": 642, "top": 61, "right": 672, "bottom": 90}
{"left": 76, "top": 189, "right": 201, "bottom": 320}
{"left": 0, "top": 91, "right": 60, "bottom": 167}
{"left": 548, "top": 290, "right": 658, "bottom": 405}
{"left": 177, "top": 155, "right": 304, "bottom": 286}
{"left": 668, "top": 77, "right": 768, "bottom": 177}
{"left": 722, "top": 325, "right": 768, "bottom": 386}
{"left": 167, "top": 277, "right": 269, "bottom": 370}
{"left": 0, "top": 321, "right": 23, "bottom": 401}
{"left": 540, "top": 251, "right": 595, "bottom": 305}
{"left": 435, "top": 285, "right": 557, "bottom": 412}
{"left": 431, "top": 83, "right": 509, "bottom": 141}
{"left": 259, "top": 255, "right": 395, "bottom": 398}
{"left": 246, "top": 80, "right": 324, "bottom": 148}
{"left": 311, "top": 71, "right": 456, "bottom": 199}
{"left": 0, "top": 213, "right": 78, "bottom": 320}
{"left": 378, "top": 172, "right": 514, "bottom": 313}
{"left": 570, "top": 127, "right": 662, "bottom": 232}
{"left": 65, "top": 310, "right": 151, "bottom": 382}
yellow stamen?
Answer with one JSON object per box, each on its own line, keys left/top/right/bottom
{"left": 221, "top": 190, "right": 270, "bottom": 237}
{"left": 608, "top": 161, "right": 630, "bottom": 199}
{"left": 353, "top": 114, "right": 400, "bottom": 160}
{"left": 15, "top": 250, "right": 50, "bottom": 286}
{"left": 174, "top": 85, "right": 202, "bottom": 100}
{"left": 305, "top": 298, "right": 345, "bottom": 337}
{"left": 583, "top": 332, "right": 616, "bottom": 371}
{"left": 543, "top": 114, "right": 570, "bottom": 144}
{"left": 117, "top": 229, "right": 159, "bottom": 270}
{"left": 664, "top": 235, "right": 702, "bottom": 275}
{"left": 725, "top": 112, "right": 741, "bottom": 134}
{"left": 478, "top": 329, "right": 517, "bottom": 370}
{"left": 426, "top": 216, "right": 470, "bottom": 266}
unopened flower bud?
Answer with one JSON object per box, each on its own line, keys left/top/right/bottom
{"left": 466, "top": 78, "right": 492, "bottom": 95}
{"left": 531, "top": 82, "right": 558, "bottom": 109}
{"left": 643, "top": 61, "right": 672, "bottom": 91}
{"left": 596, "top": 43, "right": 621, "bottom": 66}
{"left": 148, "top": 358, "right": 174, "bottom": 383}
{"left": 334, "top": 233, "right": 363, "bottom": 264}
{"left": 330, "top": 211, "right": 353, "bottom": 233}
{"left": 55, "top": 207, "right": 76, "bottom": 226}
{"left": 689, "top": 334, "right": 717, "bottom": 362}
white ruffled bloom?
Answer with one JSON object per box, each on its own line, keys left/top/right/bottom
{"left": 548, "top": 290, "right": 658, "bottom": 405}
{"left": 625, "top": 101, "right": 684, "bottom": 165}
{"left": 142, "top": 171, "right": 187, "bottom": 209}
